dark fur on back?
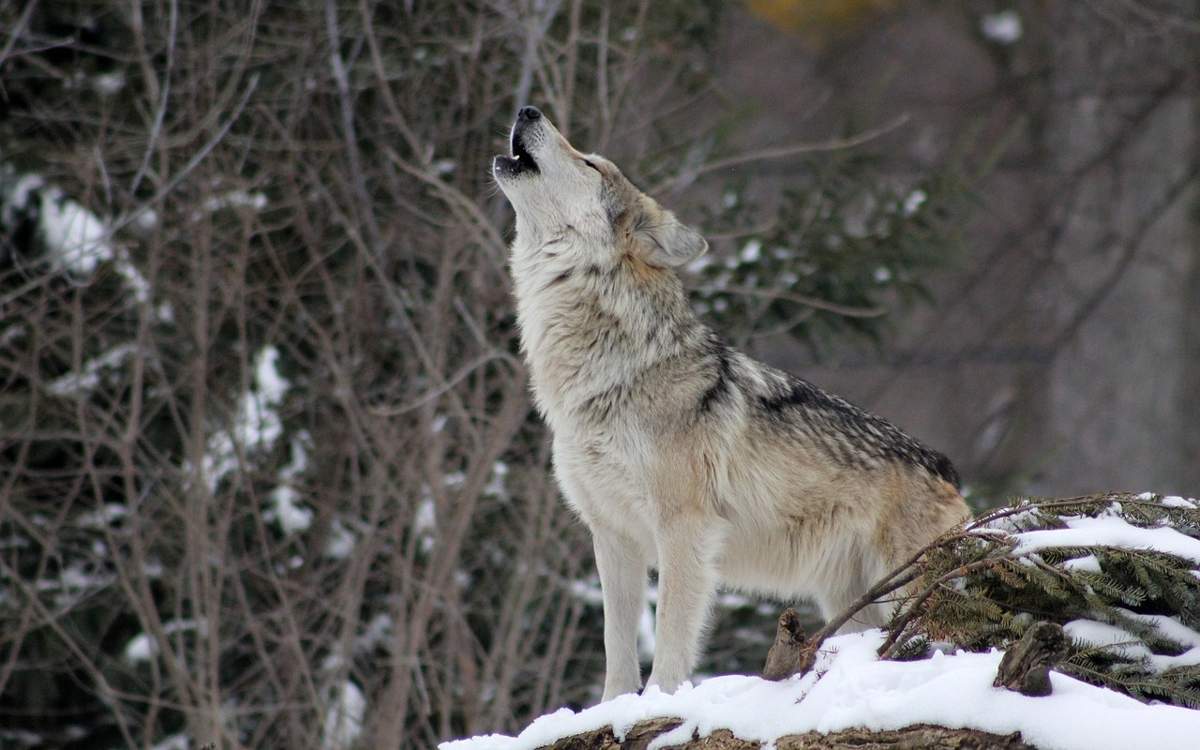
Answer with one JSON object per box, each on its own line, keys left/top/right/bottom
{"left": 757, "top": 374, "right": 961, "bottom": 488}
{"left": 693, "top": 335, "right": 960, "bottom": 489}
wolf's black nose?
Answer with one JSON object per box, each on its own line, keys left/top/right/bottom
{"left": 518, "top": 106, "right": 541, "bottom": 121}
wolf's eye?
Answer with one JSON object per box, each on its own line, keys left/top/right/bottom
{"left": 582, "top": 159, "right": 600, "bottom": 172}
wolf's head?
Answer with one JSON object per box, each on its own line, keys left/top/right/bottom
{"left": 493, "top": 106, "right": 707, "bottom": 268}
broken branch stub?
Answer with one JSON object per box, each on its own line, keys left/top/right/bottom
{"left": 992, "top": 621, "right": 1068, "bottom": 697}
{"left": 762, "top": 608, "right": 813, "bottom": 680}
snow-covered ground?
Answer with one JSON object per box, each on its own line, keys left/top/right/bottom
{"left": 443, "top": 628, "right": 1200, "bottom": 750}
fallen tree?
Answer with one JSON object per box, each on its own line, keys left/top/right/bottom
{"left": 537, "top": 717, "right": 1035, "bottom": 749}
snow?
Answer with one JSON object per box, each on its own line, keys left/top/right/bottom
{"left": 901, "top": 189, "right": 926, "bottom": 216}
{"left": 201, "top": 189, "right": 268, "bottom": 214}
{"left": 1118, "top": 610, "right": 1200, "bottom": 649}
{"left": 3, "top": 172, "right": 160, "bottom": 308}
{"left": 123, "top": 633, "right": 156, "bottom": 663}
{"left": 441, "top": 630, "right": 1200, "bottom": 750}
{"left": 1137, "top": 492, "right": 1198, "bottom": 509}
{"left": 92, "top": 70, "right": 125, "bottom": 95}
{"left": 638, "top": 602, "right": 656, "bottom": 662}
{"left": 322, "top": 680, "right": 366, "bottom": 750}
{"left": 3, "top": 173, "right": 45, "bottom": 224}
{"left": 150, "top": 734, "right": 190, "bottom": 750}
{"left": 124, "top": 620, "right": 207, "bottom": 663}
{"left": 1061, "top": 554, "right": 1101, "bottom": 573}
{"left": 1063, "top": 619, "right": 1150, "bottom": 660}
{"left": 569, "top": 578, "right": 604, "bottom": 606}
{"left": 135, "top": 207, "right": 159, "bottom": 231}
{"left": 1160, "top": 496, "right": 1198, "bottom": 509}
{"left": 1012, "top": 515, "right": 1200, "bottom": 565}
{"left": 325, "top": 520, "right": 356, "bottom": 559}
{"left": 38, "top": 186, "right": 115, "bottom": 275}
{"left": 269, "top": 434, "right": 312, "bottom": 534}
{"left": 356, "top": 614, "right": 394, "bottom": 653}
{"left": 415, "top": 498, "right": 436, "bottom": 533}
{"left": 45, "top": 343, "right": 139, "bottom": 397}
{"left": 739, "top": 239, "right": 762, "bottom": 264}
{"left": 254, "top": 346, "right": 288, "bottom": 403}
{"left": 201, "top": 346, "right": 288, "bottom": 491}
{"left": 981, "top": 11, "right": 1022, "bottom": 44}
{"left": 484, "top": 460, "right": 509, "bottom": 498}
{"left": 717, "top": 592, "right": 752, "bottom": 609}
{"left": 270, "top": 486, "right": 312, "bottom": 534}
{"left": 37, "top": 563, "right": 114, "bottom": 608}
{"left": 114, "top": 252, "right": 153, "bottom": 304}
{"left": 416, "top": 496, "right": 437, "bottom": 553}
{"left": 1064, "top": 619, "right": 1200, "bottom": 671}
{"left": 1145, "top": 644, "right": 1200, "bottom": 672}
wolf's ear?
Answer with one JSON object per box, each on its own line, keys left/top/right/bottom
{"left": 630, "top": 207, "right": 709, "bottom": 268}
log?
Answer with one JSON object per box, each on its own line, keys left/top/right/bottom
{"left": 537, "top": 719, "right": 1037, "bottom": 749}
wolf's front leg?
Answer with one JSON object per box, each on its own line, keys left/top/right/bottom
{"left": 645, "top": 516, "right": 719, "bottom": 693}
{"left": 593, "top": 528, "right": 647, "bottom": 701}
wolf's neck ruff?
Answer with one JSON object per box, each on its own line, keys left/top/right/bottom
{"left": 510, "top": 234, "right": 704, "bottom": 431}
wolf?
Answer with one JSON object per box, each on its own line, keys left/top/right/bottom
{"left": 493, "top": 106, "right": 971, "bottom": 700}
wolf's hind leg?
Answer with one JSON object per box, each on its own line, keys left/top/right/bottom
{"left": 823, "top": 597, "right": 890, "bottom": 634}
{"left": 593, "top": 528, "right": 647, "bottom": 701}
{"left": 645, "top": 516, "right": 720, "bottom": 693}
{"left": 816, "top": 551, "right": 891, "bottom": 634}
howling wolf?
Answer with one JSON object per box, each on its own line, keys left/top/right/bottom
{"left": 493, "top": 106, "right": 970, "bottom": 700}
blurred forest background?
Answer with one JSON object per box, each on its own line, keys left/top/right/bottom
{"left": 0, "top": 0, "right": 1196, "bottom": 748}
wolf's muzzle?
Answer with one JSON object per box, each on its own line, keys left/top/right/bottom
{"left": 494, "top": 105, "right": 543, "bottom": 178}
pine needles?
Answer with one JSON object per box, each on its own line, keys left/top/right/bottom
{"left": 892, "top": 493, "right": 1200, "bottom": 707}
{"left": 794, "top": 493, "right": 1200, "bottom": 708}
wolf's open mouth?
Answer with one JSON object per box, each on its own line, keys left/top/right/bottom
{"left": 511, "top": 129, "right": 536, "bottom": 168}
{"left": 493, "top": 112, "right": 541, "bottom": 179}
